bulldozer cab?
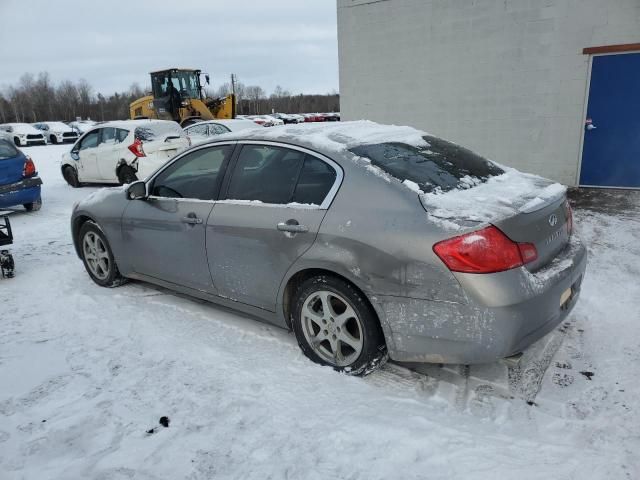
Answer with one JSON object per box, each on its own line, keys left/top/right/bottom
{"left": 150, "top": 69, "right": 203, "bottom": 122}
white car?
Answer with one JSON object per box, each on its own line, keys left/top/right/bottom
{"left": 69, "top": 120, "right": 97, "bottom": 135}
{"left": 262, "top": 115, "right": 285, "bottom": 126}
{"left": 0, "top": 123, "right": 46, "bottom": 147}
{"left": 183, "top": 119, "right": 262, "bottom": 144}
{"left": 33, "top": 121, "right": 79, "bottom": 144}
{"left": 60, "top": 120, "right": 190, "bottom": 187}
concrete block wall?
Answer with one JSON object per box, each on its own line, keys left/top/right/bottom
{"left": 337, "top": 0, "right": 640, "bottom": 185}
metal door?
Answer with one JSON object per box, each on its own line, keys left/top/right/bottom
{"left": 580, "top": 52, "right": 640, "bottom": 188}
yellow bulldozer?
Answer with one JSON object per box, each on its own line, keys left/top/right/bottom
{"left": 129, "top": 68, "right": 236, "bottom": 126}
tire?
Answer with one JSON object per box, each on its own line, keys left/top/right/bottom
{"left": 117, "top": 165, "right": 138, "bottom": 185}
{"left": 63, "top": 165, "right": 81, "bottom": 188}
{"left": 78, "top": 221, "right": 127, "bottom": 288}
{"left": 291, "top": 274, "right": 387, "bottom": 375}
{"left": 23, "top": 197, "right": 42, "bottom": 212}
{"left": 50, "top": 135, "right": 57, "bottom": 145}
{"left": 14, "top": 137, "right": 20, "bottom": 147}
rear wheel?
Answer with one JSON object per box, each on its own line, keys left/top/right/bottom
{"left": 291, "top": 275, "right": 387, "bottom": 375}
{"left": 117, "top": 165, "right": 138, "bottom": 185}
{"left": 23, "top": 197, "right": 42, "bottom": 212}
{"left": 50, "top": 135, "right": 57, "bottom": 145}
{"left": 78, "top": 221, "right": 127, "bottom": 288}
{"left": 63, "top": 166, "right": 81, "bottom": 188}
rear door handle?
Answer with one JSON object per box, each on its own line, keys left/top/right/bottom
{"left": 277, "top": 222, "right": 309, "bottom": 233}
{"left": 182, "top": 215, "right": 203, "bottom": 225}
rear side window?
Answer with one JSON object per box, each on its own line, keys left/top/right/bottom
{"left": 187, "top": 124, "right": 208, "bottom": 136}
{"left": 116, "top": 128, "right": 129, "bottom": 143}
{"left": 0, "top": 140, "right": 19, "bottom": 160}
{"left": 100, "top": 127, "right": 117, "bottom": 145}
{"left": 210, "top": 124, "right": 230, "bottom": 135}
{"left": 350, "top": 135, "right": 503, "bottom": 194}
{"left": 292, "top": 157, "right": 337, "bottom": 205}
{"left": 135, "top": 122, "right": 185, "bottom": 141}
{"left": 226, "top": 145, "right": 306, "bottom": 204}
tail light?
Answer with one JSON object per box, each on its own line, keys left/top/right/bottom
{"left": 23, "top": 156, "right": 36, "bottom": 177}
{"left": 128, "top": 138, "right": 146, "bottom": 157}
{"left": 565, "top": 200, "right": 573, "bottom": 236}
{"left": 433, "top": 225, "right": 538, "bottom": 274}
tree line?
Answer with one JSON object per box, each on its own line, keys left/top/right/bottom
{"left": 0, "top": 72, "right": 340, "bottom": 124}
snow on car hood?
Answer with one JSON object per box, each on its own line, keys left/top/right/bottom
{"left": 7, "top": 123, "right": 42, "bottom": 135}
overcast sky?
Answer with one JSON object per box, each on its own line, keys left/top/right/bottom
{"left": 0, "top": 0, "right": 338, "bottom": 96}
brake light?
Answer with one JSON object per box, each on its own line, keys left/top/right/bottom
{"left": 565, "top": 201, "right": 573, "bottom": 236}
{"left": 433, "top": 225, "right": 538, "bottom": 274}
{"left": 128, "top": 138, "right": 146, "bottom": 157}
{"left": 23, "top": 156, "right": 36, "bottom": 177}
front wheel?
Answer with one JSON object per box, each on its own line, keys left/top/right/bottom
{"left": 24, "top": 197, "right": 42, "bottom": 211}
{"left": 78, "top": 221, "right": 127, "bottom": 288}
{"left": 63, "top": 166, "right": 81, "bottom": 188}
{"left": 50, "top": 135, "right": 58, "bottom": 145}
{"left": 291, "top": 275, "right": 387, "bottom": 375}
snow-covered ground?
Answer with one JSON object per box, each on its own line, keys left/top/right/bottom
{"left": 1, "top": 145, "right": 638, "bottom": 479}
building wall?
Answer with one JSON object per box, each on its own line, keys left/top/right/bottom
{"left": 337, "top": 0, "right": 640, "bottom": 185}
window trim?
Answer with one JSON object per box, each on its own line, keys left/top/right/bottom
{"left": 145, "top": 141, "right": 237, "bottom": 202}
{"left": 219, "top": 140, "right": 343, "bottom": 210}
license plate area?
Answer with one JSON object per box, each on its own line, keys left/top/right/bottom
{"left": 560, "top": 275, "right": 582, "bottom": 310}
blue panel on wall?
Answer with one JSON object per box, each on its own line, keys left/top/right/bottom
{"left": 580, "top": 52, "right": 640, "bottom": 188}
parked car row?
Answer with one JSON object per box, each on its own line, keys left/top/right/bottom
{"left": 0, "top": 119, "right": 98, "bottom": 147}
{"left": 236, "top": 112, "right": 340, "bottom": 127}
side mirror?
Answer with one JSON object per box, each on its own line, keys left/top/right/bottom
{"left": 205, "top": 74, "right": 210, "bottom": 85}
{"left": 127, "top": 181, "right": 147, "bottom": 200}
{"left": 70, "top": 150, "right": 80, "bottom": 161}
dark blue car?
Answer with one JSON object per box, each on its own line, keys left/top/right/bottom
{"left": 0, "top": 136, "right": 42, "bottom": 211}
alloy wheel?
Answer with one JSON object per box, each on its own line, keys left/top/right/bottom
{"left": 301, "top": 290, "right": 364, "bottom": 367}
{"left": 82, "top": 231, "right": 110, "bottom": 280}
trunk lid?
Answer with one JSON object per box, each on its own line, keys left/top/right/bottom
{"left": 419, "top": 169, "right": 570, "bottom": 271}
{"left": 0, "top": 141, "right": 25, "bottom": 185}
{"left": 492, "top": 193, "right": 570, "bottom": 271}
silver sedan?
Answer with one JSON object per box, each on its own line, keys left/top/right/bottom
{"left": 71, "top": 122, "right": 587, "bottom": 374}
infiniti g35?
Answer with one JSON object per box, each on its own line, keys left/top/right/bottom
{"left": 70, "top": 122, "right": 587, "bottom": 374}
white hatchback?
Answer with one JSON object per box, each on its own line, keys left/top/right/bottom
{"left": 61, "top": 120, "right": 190, "bottom": 186}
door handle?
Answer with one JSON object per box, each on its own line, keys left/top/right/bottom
{"left": 182, "top": 215, "right": 203, "bottom": 225}
{"left": 277, "top": 222, "right": 309, "bottom": 233}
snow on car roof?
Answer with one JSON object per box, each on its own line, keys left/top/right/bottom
{"left": 219, "top": 121, "right": 566, "bottom": 227}
{"left": 220, "top": 120, "right": 429, "bottom": 152}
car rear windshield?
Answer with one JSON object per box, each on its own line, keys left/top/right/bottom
{"left": 0, "top": 139, "right": 19, "bottom": 160}
{"left": 134, "top": 122, "right": 185, "bottom": 142}
{"left": 349, "top": 135, "right": 504, "bottom": 194}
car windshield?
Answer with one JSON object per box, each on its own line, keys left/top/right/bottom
{"left": 349, "top": 135, "right": 504, "bottom": 194}
{"left": 134, "top": 122, "right": 185, "bottom": 141}
{"left": 0, "top": 139, "right": 19, "bottom": 160}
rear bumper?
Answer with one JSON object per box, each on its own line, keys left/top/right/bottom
{"left": 0, "top": 177, "right": 42, "bottom": 208}
{"left": 374, "top": 236, "right": 587, "bottom": 364}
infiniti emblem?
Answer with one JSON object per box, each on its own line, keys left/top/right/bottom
{"left": 548, "top": 214, "right": 558, "bottom": 227}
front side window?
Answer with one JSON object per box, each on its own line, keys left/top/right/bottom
{"left": 78, "top": 130, "right": 100, "bottom": 151}
{"left": 151, "top": 145, "right": 231, "bottom": 200}
{"left": 349, "top": 136, "right": 504, "bottom": 194}
{"left": 226, "top": 145, "right": 306, "bottom": 204}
